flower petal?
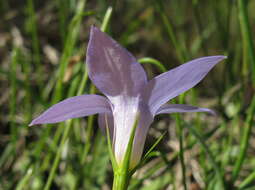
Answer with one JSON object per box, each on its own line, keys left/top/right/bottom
{"left": 142, "top": 56, "right": 226, "bottom": 114}
{"left": 86, "top": 26, "right": 147, "bottom": 100}
{"left": 29, "top": 95, "right": 111, "bottom": 126}
{"left": 156, "top": 104, "right": 216, "bottom": 115}
{"left": 113, "top": 97, "right": 140, "bottom": 164}
{"left": 86, "top": 26, "right": 149, "bottom": 166}
{"left": 113, "top": 102, "right": 154, "bottom": 168}
{"left": 131, "top": 105, "right": 154, "bottom": 168}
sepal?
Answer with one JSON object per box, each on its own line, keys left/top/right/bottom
{"left": 130, "top": 131, "right": 166, "bottom": 174}
{"left": 105, "top": 115, "right": 118, "bottom": 172}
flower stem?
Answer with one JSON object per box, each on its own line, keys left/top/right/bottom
{"left": 155, "top": 0, "right": 189, "bottom": 62}
{"left": 112, "top": 172, "right": 130, "bottom": 190}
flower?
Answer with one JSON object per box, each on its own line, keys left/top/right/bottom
{"left": 30, "top": 26, "right": 226, "bottom": 168}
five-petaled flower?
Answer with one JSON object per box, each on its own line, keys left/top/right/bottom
{"left": 30, "top": 26, "right": 226, "bottom": 168}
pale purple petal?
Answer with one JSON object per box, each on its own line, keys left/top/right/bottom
{"left": 113, "top": 98, "right": 140, "bottom": 164}
{"left": 86, "top": 26, "right": 147, "bottom": 100}
{"left": 29, "top": 95, "right": 111, "bottom": 126}
{"left": 113, "top": 102, "right": 153, "bottom": 168}
{"left": 156, "top": 104, "right": 216, "bottom": 115}
{"left": 131, "top": 104, "right": 154, "bottom": 168}
{"left": 141, "top": 56, "right": 226, "bottom": 114}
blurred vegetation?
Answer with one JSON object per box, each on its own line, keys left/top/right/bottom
{"left": 1, "top": 0, "right": 255, "bottom": 189}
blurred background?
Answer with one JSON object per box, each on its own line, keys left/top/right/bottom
{"left": 1, "top": 0, "right": 255, "bottom": 189}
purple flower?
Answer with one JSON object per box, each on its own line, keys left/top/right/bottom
{"left": 30, "top": 26, "right": 226, "bottom": 168}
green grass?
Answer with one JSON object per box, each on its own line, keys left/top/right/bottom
{"left": 1, "top": 0, "right": 255, "bottom": 189}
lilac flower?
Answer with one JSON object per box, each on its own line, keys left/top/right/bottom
{"left": 30, "top": 26, "right": 226, "bottom": 168}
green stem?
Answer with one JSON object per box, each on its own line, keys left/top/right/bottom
{"left": 53, "top": 0, "right": 87, "bottom": 103}
{"left": 232, "top": 95, "right": 255, "bottom": 183}
{"left": 238, "top": 0, "right": 255, "bottom": 83}
{"left": 101, "top": 6, "right": 113, "bottom": 32}
{"left": 155, "top": 0, "right": 188, "bottom": 62}
{"left": 187, "top": 125, "right": 225, "bottom": 189}
{"left": 175, "top": 114, "right": 187, "bottom": 190}
{"left": 138, "top": 57, "right": 167, "bottom": 73}
{"left": 26, "top": 0, "right": 42, "bottom": 89}
{"left": 16, "top": 167, "right": 33, "bottom": 190}
{"left": 192, "top": 1, "right": 208, "bottom": 55}
{"left": 43, "top": 121, "right": 72, "bottom": 190}
{"left": 173, "top": 95, "right": 187, "bottom": 190}
{"left": 112, "top": 172, "right": 130, "bottom": 190}
{"left": 10, "top": 48, "right": 18, "bottom": 142}
{"left": 57, "top": 0, "right": 68, "bottom": 44}
{"left": 239, "top": 170, "right": 255, "bottom": 189}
